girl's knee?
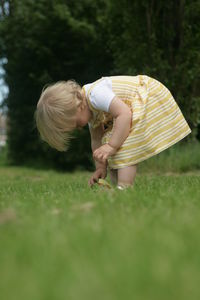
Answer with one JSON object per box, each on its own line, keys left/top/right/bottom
{"left": 117, "top": 165, "right": 137, "bottom": 187}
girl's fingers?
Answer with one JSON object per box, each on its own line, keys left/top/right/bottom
{"left": 103, "top": 154, "right": 108, "bottom": 160}
{"left": 93, "top": 151, "right": 109, "bottom": 164}
{"left": 93, "top": 149, "right": 100, "bottom": 156}
{"left": 94, "top": 154, "right": 102, "bottom": 161}
{"left": 89, "top": 179, "right": 95, "bottom": 187}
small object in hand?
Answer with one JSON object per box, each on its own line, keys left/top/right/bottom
{"left": 98, "top": 178, "right": 112, "bottom": 189}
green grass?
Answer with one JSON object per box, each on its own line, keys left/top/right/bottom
{"left": 138, "top": 141, "right": 200, "bottom": 173}
{"left": 1, "top": 141, "right": 200, "bottom": 173}
{"left": 0, "top": 163, "right": 200, "bottom": 300}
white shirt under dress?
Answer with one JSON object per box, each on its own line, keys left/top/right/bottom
{"left": 82, "top": 75, "right": 191, "bottom": 169}
{"left": 83, "top": 77, "right": 115, "bottom": 129}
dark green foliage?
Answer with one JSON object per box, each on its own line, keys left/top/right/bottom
{"left": 0, "top": 0, "right": 199, "bottom": 169}
{"left": 105, "top": 0, "right": 200, "bottom": 136}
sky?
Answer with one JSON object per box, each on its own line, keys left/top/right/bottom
{"left": 0, "top": 80, "right": 8, "bottom": 104}
{"left": 0, "top": 61, "right": 8, "bottom": 105}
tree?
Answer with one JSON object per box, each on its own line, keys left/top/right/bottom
{"left": 105, "top": 0, "right": 200, "bottom": 139}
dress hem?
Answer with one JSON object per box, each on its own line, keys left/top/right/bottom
{"left": 108, "top": 129, "right": 191, "bottom": 170}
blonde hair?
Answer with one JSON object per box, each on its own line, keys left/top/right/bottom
{"left": 35, "top": 80, "right": 82, "bottom": 151}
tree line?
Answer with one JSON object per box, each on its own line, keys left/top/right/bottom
{"left": 0, "top": 0, "right": 199, "bottom": 170}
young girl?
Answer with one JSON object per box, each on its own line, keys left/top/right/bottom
{"left": 35, "top": 75, "right": 191, "bottom": 189}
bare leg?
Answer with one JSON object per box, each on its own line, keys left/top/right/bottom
{"left": 109, "top": 168, "right": 118, "bottom": 185}
{"left": 117, "top": 165, "right": 137, "bottom": 189}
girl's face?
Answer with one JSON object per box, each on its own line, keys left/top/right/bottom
{"left": 75, "top": 100, "right": 92, "bottom": 129}
{"left": 76, "top": 109, "right": 87, "bottom": 129}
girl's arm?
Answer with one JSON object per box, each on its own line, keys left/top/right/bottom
{"left": 93, "top": 97, "right": 132, "bottom": 163}
{"left": 89, "top": 123, "right": 107, "bottom": 170}
{"left": 89, "top": 124, "right": 107, "bottom": 186}
{"left": 108, "top": 96, "right": 132, "bottom": 149}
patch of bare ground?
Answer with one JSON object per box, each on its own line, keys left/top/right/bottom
{"left": 0, "top": 208, "right": 17, "bottom": 225}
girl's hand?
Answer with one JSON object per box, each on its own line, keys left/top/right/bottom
{"left": 88, "top": 167, "right": 107, "bottom": 187}
{"left": 93, "top": 144, "right": 117, "bottom": 164}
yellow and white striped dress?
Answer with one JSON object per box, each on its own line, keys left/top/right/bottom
{"left": 83, "top": 75, "right": 191, "bottom": 169}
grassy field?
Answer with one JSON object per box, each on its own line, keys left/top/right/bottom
{"left": 0, "top": 142, "right": 200, "bottom": 300}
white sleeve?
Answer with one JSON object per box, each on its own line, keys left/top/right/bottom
{"left": 89, "top": 78, "right": 115, "bottom": 112}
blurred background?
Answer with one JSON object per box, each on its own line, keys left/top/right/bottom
{"left": 0, "top": 0, "right": 199, "bottom": 171}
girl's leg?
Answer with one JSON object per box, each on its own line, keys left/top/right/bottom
{"left": 117, "top": 165, "right": 137, "bottom": 188}
{"left": 109, "top": 168, "right": 118, "bottom": 185}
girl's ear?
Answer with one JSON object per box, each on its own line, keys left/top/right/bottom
{"left": 76, "top": 91, "right": 83, "bottom": 101}
{"left": 76, "top": 91, "right": 86, "bottom": 110}
{"left": 79, "top": 100, "right": 86, "bottom": 110}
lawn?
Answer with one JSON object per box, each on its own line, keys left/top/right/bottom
{"left": 0, "top": 143, "right": 200, "bottom": 300}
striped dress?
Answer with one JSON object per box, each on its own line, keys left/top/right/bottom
{"left": 83, "top": 75, "right": 191, "bottom": 169}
